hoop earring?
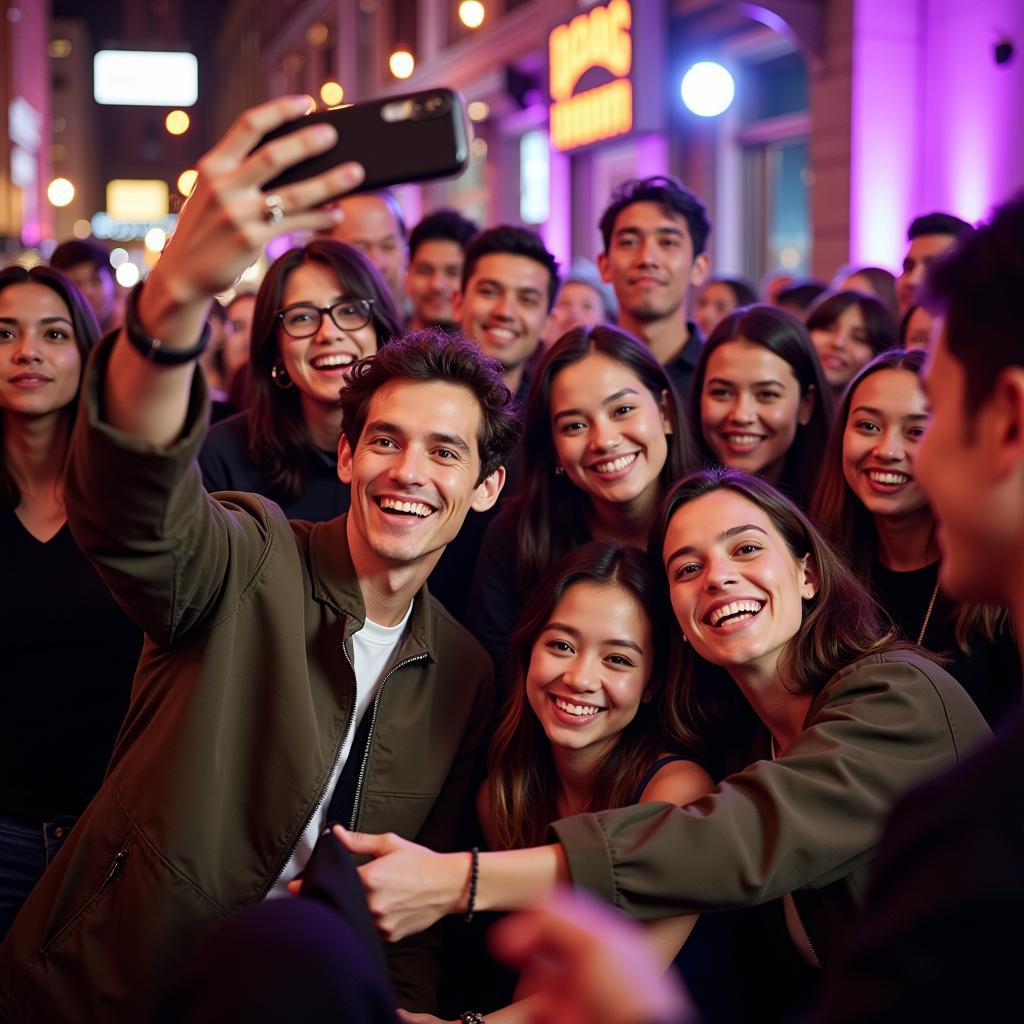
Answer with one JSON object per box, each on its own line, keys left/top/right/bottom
{"left": 271, "top": 362, "right": 294, "bottom": 389}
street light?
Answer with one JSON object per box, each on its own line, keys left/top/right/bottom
{"left": 459, "top": 1, "right": 486, "bottom": 28}
{"left": 47, "top": 177, "right": 75, "bottom": 207}
{"left": 177, "top": 168, "right": 198, "bottom": 197}
{"left": 680, "top": 62, "right": 735, "bottom": 117}
{"left": 389, "top": 49, "right": 414, "bottom": 80}
{"left": 165, "top": 110, "right": 190, "bottom": 135}
{"left": 320, "top": 81, "right": 344, "bottom": 106}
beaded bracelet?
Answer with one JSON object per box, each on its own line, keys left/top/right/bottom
{"left": 460, "top": 1012, "right": 485, "bottom": 1024}
{"left": 464, "top": 846, "right": 480, "bottom": 923}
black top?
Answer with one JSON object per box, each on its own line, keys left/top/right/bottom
{"left": 0, "top": 507, "right": 142, "bottom": 821}
{"left": 662, "top": 321, "right": 704, "bottom": 409}
{"left": 872, "top": 560, "right": 1020, "bottom": 727}
{"left": 198, "top": 410, "right": 350, "bottom": 522}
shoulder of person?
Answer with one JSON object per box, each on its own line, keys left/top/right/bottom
{"left": 811, "top": 647, "right": 990, "bottom": 749}
{"left": 638, "top": 755, "right": 714, "bottom": 807}
{"left": 201, "top": 408, "right": 253, "bottom": 454}
{"left": 426, "top": 591, "right": 494, "bottom": 677}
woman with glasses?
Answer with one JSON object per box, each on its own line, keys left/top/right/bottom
{"left": 199, "top": 240, "right": 402, "bottom": 519}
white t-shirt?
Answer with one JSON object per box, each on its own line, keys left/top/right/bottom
{"left": 267, "top": 602, "right": 413, "bottom": 898}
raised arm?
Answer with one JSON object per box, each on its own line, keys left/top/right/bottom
{"left": 105, "top": 95, "right": 364, "bottom": 446}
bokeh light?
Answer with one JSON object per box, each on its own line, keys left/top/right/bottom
{"left": 680, "top": 61, "right": 735, "bottom": 118}
{"left": 320, "top": 81, "right": 344, "bottom": 106}
{"left": 144, "top": 227, "right": 167, "bottom": 253}
{"left": 177, "top": 168, "right": 198, "bottom": 197}
{"left": 165, "top": 110, "right": 190, "bottom": 135}
{"left": 47, "top": 177, "right": 75, "bottom": 207}
{"left": 459, "top": 1, "right": 485, "bottom": 29}
{"left": 109, "top": 247, "right": 130, "bottom": 268}
{"left": 115, "top": 262, "right": 141, "bottom": 288}
{"left": 389, "top": 49, "right": 414, "bottom": 80}
{"left": 467, "top": 101, "right": 490, "bottom": 122}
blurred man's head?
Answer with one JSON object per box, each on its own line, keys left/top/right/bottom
{"left": 405, "top": 208, "right": 479, "bottom": 331}
{"left": 50, "top": 238, "right": 117, "bottom": 330}
{"left": 326, "top": 191, "right": 407, "bottom": 306}
{"left": 916, "top": 194, "right": 1023, "bottom": 610}
{"left": 597, "top": 176, "right": 711, "bottom": 333}
{"left": 456, "top": 226, "right": 559, "bottom": 394}
{"left": 897, "top": 212, "right": 973, "bottom": 314}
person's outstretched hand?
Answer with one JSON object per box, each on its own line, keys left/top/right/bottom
{"left": 152, "top": 94, "right": 364, "bottom": 306}
{"left": 490, "top": 888, "right": 697, "bottom": 1024}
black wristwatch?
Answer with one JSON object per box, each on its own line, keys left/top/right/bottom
{"left": 124, "top": 281, "right": 211, "bottom": 365}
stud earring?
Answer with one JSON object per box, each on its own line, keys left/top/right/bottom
{"left": 681, "top": 633, "right": 688, "bottom": 643}
{"left": 271, "top": 362, "right": 294, "bottom": 389}
{"left": 554, "top": 465, "right": 565, "bottom": 475}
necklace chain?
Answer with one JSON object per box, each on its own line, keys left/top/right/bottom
{"left": 917, "top": 577, "right": 941, "bottom": 646}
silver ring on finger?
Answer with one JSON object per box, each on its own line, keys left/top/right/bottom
{"left": 263, "top": 193, "right": 286, "bottom": 224}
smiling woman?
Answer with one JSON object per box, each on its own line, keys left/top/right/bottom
{"left": 198, "top": 240, "right": 402, "bottom": 520}
{"left": 0, "top": 265, "right": 142, "bottom": 939}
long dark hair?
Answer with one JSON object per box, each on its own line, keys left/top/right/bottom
{"left": 811, "top": 349, "right": 1009, "bottom": 652}
{"left": 0, "top": 264, "right": 100, "bottom": 507}
{"left": 488, "top": 542, "right": 675, "bottom": 849}
{"left": 652, "top": 467, "right": 897, "bottom": 750}
{"left": 511, "top": 324, "right": 699, "bottom": 593}
{"left": 689, "top": 304, "right": 834, "bottom": 508}
{"left": 805, "top": 289, "right": 899, "bottom": 358}
{"left": 247, "top": 240, "right": 402, "bottom": 501}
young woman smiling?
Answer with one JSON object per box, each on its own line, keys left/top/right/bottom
{"left": 199, "top": 239, "right": 401, "bottom": 520}
{"left": 336, "top": 468, "right": 989, "bottom": 991}
{"left": 0, "top": 266, "right": 142, "bottom": 938}
{"left": 811, "top": 349, "right": 1019, "bottom": 725}
{"left": 468, "top": 324, "right": 698, "bottom": 695}
{"left": 411, "top": 544, "right": 710, "bottom": 1024}
{"left": 691, "top": 305, "right": 833, "bottom": 509}
{"left": 805, "top": 290, "right": 898, "bottom": 397}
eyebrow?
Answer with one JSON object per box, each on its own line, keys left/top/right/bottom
{"left": 665, "top": 524, "right": 769, "bottom": 565}
{"left": 552, "top": 387, "right": 641, "bottom": 421}
{"left": 614, "top": 225, "right": 684, "bottom": 239}
{"left": 0, "top": 316, "right": 74, "bottom": 326}
{"left": 363, "top": 419, "right": 471, "bottom": 457}
{"left": 851, "top": 405, "right": 930, "bottom": 422}
{"left": 543, "top": 621, "right": 645, "bottom": 656}
{"left": 706, "top": 376, "right": 787, "bottom": 389}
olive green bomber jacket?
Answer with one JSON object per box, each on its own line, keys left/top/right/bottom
{"left": 0, "top": 335, "right": 494, "bottom": 1022}
{"left": 551, "top": 650, "right": 990, "bottom": 966}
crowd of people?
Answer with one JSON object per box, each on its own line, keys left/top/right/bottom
{"left": 0, "top": 93, "right": 1020, "bottom": 1024}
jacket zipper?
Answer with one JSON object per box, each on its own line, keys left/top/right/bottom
{"left": 788, "top": 895, "right": 822, "bottom": 969}
{"left": 349, "top": 652, "right": 428, "bottom": 830}
{"left": 264, "top": 638, "right": 361, "bottom": 896}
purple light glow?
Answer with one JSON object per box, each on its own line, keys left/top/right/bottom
{"left": 265, "top": 233, "right": 295, "bottom": 261}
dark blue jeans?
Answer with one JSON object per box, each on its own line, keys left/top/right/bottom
{"left": 0, "top": 813, "right": 76, "bottom": 941}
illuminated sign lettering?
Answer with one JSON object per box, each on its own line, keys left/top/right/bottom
{"left": 548, "top": 0, "right": 633, "bottom": 152}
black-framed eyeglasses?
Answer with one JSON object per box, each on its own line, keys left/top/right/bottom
{"left": 275, "top": 298, "right": 375, "bottom": 338}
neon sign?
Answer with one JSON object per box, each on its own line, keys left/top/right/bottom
{"left": 548, "top": 0, "right": 633, "bottom": 152}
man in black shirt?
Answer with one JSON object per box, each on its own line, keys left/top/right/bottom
{"left": 597, "top": 176, "right": 712, "bottom": 405}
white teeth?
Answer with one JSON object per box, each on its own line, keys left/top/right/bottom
{"left": 554, "top": 697, "right": 601, "bottom": 717}
{"left": 709, "top": 600, "right": 764, "bottom": 627}
{"left": 311, "top": 353, "right": 355, "bottom": 369}
{"left": 868, "top": 470, "right": 910, "bottom": 485}
{"left": 379, "top": 497, "right": 433, "bottom": 517}
{"left": 726, "top": 434, "right": 763, "bottom": 445}
{"left": 594, "top": 453, "right": 637, "bottom": 474}
{"left": 487, "top": 327, "right": 516, "bottom": 339}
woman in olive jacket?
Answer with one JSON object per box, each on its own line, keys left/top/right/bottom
{"left": 340, "top": 467, "right": 990, "bottom": 972}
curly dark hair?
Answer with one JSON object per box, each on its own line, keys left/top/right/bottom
{"left": 339, "top": 329, "right": 521, "bottom": 484}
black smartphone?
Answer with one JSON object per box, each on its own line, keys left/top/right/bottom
{"left": 257, "top": 88, "right": 471, "bottom": 197}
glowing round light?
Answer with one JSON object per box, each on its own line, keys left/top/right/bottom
{"left": 177, "top": 168, "right": 198, "bottom": 197}
{"left": 320, "top": 80, "right": 344, "bottom": 106}
{"left": 165, "top": 110, "right": 190, "bottom": 135}
{"left": 680, "top": 61, "right": 735, "bottom": 117}
{"left": 389, "top": 49, "right": 414, "bottom": 80}
{"left": 109, "top": 247, "right": 130, "bottom": 268}
{"left": 467, "top": 100, "right": 490, "bottom": 122}
{"left": 459, "top": 1, "right": 485, "bottom": 29}
{"left": 72, "top": 218, "right": 92, "bottom": 239}
{"left": 115, "top": 262, "right": 141, "bottom": 288}
{"left": 471, "top": 138, "right": 488, "bottom": 159}
{"left": 48, "top": 38, "right": 72, "bottom": 59}
{"left": 144, "top": 227, "right": 167, "bottom": 253}
{"left": 47, "top": 177, "right": 75, "bottom": 207}
{"left": 779, "top": 246, "right": 802, "bottom": 270}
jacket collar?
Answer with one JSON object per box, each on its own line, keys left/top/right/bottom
{"left": 307, "top": 514, "right": 438, "bottom": 662}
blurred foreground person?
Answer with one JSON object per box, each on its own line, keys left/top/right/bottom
{"left": 0, "top": 266, "right": 141, "bottom": 939}
{"left": 0, "top": 96, "right": 518, "bottom": 1022}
